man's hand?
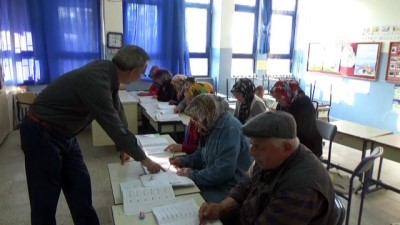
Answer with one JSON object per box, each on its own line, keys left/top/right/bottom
{"left": 119, "top": 151, "right": 131, "bottom": 165}
{"left": 141, "top": 157, "right": 164, "bottom": 173}
{"left": 199, "top": 202, "right": 224, "bottom": 225}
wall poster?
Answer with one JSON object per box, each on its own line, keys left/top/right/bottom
{"left": 307, "top": 42, "right": 382, "bottom": 81}
{"left": 385, "top": 42, "right": 400, "bottom": 83}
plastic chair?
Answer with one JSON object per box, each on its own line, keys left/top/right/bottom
{"left": 334, "top": 194, "right": 346, "bottom": 225}
{"left": 329, "top": 147, "right": 384, "bottom": 225}
{"left": 312, "top": 100, "right": 319, "bottom": 118}
{"left": 15, "top": 92, "right": 37, "bottom": 128}
{"left": 316, "top": 119, "right": 337, "bottom": 169}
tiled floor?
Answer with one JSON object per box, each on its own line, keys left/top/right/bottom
{"left": 0, "top": 128, "right": 399, "bottom": 225}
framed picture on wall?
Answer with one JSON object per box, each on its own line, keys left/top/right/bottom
{"left": 386, "top": 42, "right": 400, "bottom": 83}
{"left": 307, "top": 42, "right": 382, "bottom": 81}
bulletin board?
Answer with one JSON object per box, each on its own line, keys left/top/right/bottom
{"left": 385, "top": 42, "right": 400, "bottom": 83}
{"left": 307, "top": 42, "right": 382, "bottom": 81}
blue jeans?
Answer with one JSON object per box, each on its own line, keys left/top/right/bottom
{"left": 20, "top": 117, "right": 99, "bottom": 225}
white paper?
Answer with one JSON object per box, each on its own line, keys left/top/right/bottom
{"left": 121, "top": 184, "right": 175, "bottom": 215}
{"left": 155, "top": 113, "right": 181, "bottom": 121}
{"left": 137, "top": 136, "right": 169, "bottom": 154}
{"left": 140, "top": 171, "right": 195, "bottom": 187}
{"left": 152, "top": 198, "right": 200, "bottom": 225}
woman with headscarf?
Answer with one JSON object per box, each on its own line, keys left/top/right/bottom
{"left": 231, "top": 78, "right": 267, "bottom": 124}
{"left": 169, "top": 93, "right": 252, "bottom": 203}
{"left": 165, "top": 82, "right": 215, "bottom": 154}
{"left": 138, "top": 65, "right": 160, "bottom": 96}
{"left": 271, "top": 79, "right": 323, "bottom": 157}
{"left": 170, "top": 74, "right": 187, "bottom": 105}
{"left": 152, "top": 69, "right": 176, "bottom": 102}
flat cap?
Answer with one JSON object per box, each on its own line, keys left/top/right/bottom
{"left": 242, "top": 111, "right": 297, "bottom": 139}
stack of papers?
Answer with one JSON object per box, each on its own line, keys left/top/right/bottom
{"left": 139, "top": 96, "right": 158, "bottom": 103}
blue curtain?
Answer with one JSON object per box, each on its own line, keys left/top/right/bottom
{"left": 260, "top": 0, "right": 272, "bottom": 54}
{"left": 0, "top": 0, "right": 36, "bottom": 85}
{"left": 0, "top": 0, "right": 101, "bottom": 85}
{"left": 28, "top": 0, "right": 101, "bottom": 84}
{"left": 123, "top": 0, "right": 191, "bottom": 77}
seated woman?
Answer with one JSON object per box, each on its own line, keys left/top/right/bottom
{"left": 152, "top": 69, "right": 176, "bottom": 102}
{"left": 231, "top": 78, "right": 267, "bottom": 124}
{"left": 170, "top": 74, "right": 187, "bottom": 105}
{"left": 138, "top": 65, "right": 159, "bottom": 96}
{"left": 169, "top": 94, "right": 252, "bottom": 203}
{"left": 174, "top": 77, "right": 196, "bottom": 113}
{"left": 270, "top": 79, "right": 323, "bottom": 157}
{"left": 165, "top": 82, "right": 215, "bottom": 154}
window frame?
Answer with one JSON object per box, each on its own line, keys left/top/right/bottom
{"left": 232, "top": 1, "right": 260, "bottom": 74}
{"left": 268, "top": 0, "right": 298, "bottom": 72}
{"left": 185, "top": 0, "right": 213, "bottom": 76}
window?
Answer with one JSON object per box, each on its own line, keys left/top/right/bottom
{"left": 268, "top": 0, "right": 297, "bottom": 74}
{"left": 185, "top": 0, "right": 212, "bottom": 76}
{"left": 231, "top": 0, "right": 259, "bottom": 77}
{"left": 0, "top": 0, "right": 38, "bottom": 85}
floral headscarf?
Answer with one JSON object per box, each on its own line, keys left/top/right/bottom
{"left": 185, "top": 82, "right": 215, "bottom": 98}
{"left": 171, "top": 75, "right": 187, "bottom": 91}
{"left": 153, "top": 69, "right": 173, "bottom": 84}
{"left": 231, "top": 78, "right": 255, "bottom": 124}
{"left": 270, "top": 79, "right": 301, "bottom": 106}
{"left": 148, "top": 65, "right": 159, "bottom": 79}
{"left": 186, "top": 94, "right": 226, "bottom": 136}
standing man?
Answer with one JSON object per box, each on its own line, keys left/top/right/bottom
{"left": 20, "top": 45, "right": 163, "bottom": 225}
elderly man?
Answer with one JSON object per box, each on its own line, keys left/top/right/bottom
{"left": 20, "top": 45, "right": 163, "bottom": 225}
{"left": 199, "top": 111, "right": 338, "bottom": 225}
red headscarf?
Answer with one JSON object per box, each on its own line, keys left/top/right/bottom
{"left": 271, "top": 79, "right": 300, "bottom": 106}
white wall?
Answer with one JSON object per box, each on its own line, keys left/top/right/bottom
{"left": 295, "top": 0, "right": 400, "bottom": 133}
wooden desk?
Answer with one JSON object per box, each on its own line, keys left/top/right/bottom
{"left": 108, "top": 153, "right": 200, "bottom": 205}
{"left": 92, "top": 90, "right": 139, "bottom": 146}
{"left": 331, "top": 120, "right": 392, "bottom": 158}
{"left": 367, "top": 134, "right": 400, "bottom": 194}
{"left": 111, "top": 193, "right": 222, "bottom": 225}
{"left": 369, "top": 134, "right": 400, "bottom": 163}
{"left": 140, "top": 104, "right": 185, "bottom": 134}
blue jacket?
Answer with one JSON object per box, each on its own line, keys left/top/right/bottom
{"left": 179, "top": 111, "right": 252, "bottom": 202}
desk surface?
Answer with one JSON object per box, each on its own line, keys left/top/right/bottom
{"left": 331, "top": 120, "right": 392, "bottom": 139}
{"left": 108, "top": 153, "right": 200, "bottom": 205}
{"left": 369, "top": 133, "right": 400, "bottom": 149}
{"left": 112, "top": 193, "right": 222, "bottom": 225}
{"left": 119, "top": 90, "right": 139, "bottom": 103}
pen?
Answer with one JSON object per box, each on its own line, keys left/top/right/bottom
{"left": 167, "top": 152, "right": 176, "bottom": 170}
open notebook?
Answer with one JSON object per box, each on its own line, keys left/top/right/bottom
{"left": 152, "top": 199, "right": 219, "bottom": 225}
{"left": 121, "top": 184, "right": 175, "bottom": 215}
{"left": 155, "top": 113, "right": 181, "bottom": 122}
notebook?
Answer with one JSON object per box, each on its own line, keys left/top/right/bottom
{"left": 155, "top": 113, "right": 181, "bottom": 122}
{"left": 121, "top": 184, "right": 175, "bottom": 215}
{"left": 137, "top": 136, "right": 169, "bottom": 154}
{"left": 140, "top": 171, "right": 195, "bottom": 187}
{"left": 152, "top": 198, "right": 200, "bottom": 225}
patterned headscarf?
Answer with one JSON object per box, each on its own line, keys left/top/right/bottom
{"left": 171, "top": 74, "right": 187, "bottom": 91}
{"left": 148, "top": 65, "right": 159, "bottom": 78}
{"left": 153, "top": 69, "right": 173, "bottom": 84}
{"left": 270, "top": 79, "right": 301, "bottom": 106}
{"left": 231, "top": 78, "right": 255, "bottom": 124}
{"left": 186, "top": 94, "right": 226, "bottom": 136}
{"left": 185, "top": 82, "right": 215, "bottom": 98}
